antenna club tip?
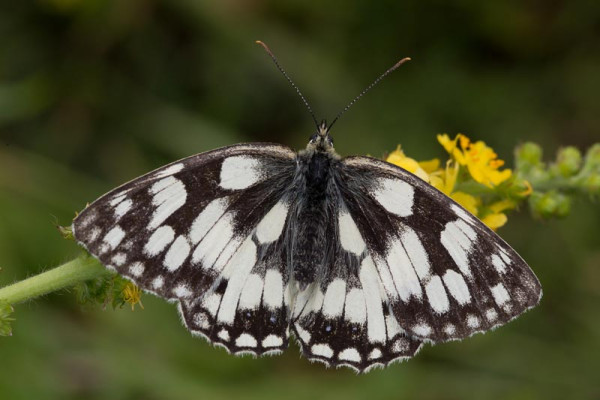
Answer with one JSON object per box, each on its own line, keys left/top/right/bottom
{"left": 255, "top": 40, "right": 264, "bottom": 45}
{"left": 395, "top": 57, "right": 412, "bottom": 67}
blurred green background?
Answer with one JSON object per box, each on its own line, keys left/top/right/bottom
{"left": 1, "top": 1, "right": 599, "bottom": 399}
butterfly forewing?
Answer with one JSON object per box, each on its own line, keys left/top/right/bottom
{"left": 73, "top": 143, "right": 297, "bottom": 354}
{"left": 338, "top": 156, "right": 542, "bottom": 342}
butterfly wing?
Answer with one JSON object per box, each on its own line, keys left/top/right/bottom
{"left": 291, "top": 249, "right": 423, "bottom": 372}
{"left": 335, "top": 156, "right": 542, "bottom": 343}
{"left": 288, "top": 182, "right": 423, "bottom": 372}
{"left": 73, "top": 143, "right": 297, "bottom": 354}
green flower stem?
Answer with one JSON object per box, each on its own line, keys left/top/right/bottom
{"left": 0, "top": 255, "right": 110, "bottom": 305}
{"left": 455, "top": 176, "right": 580, "bottom": 197}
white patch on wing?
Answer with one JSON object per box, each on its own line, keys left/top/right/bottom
{"left": 339, "top": 348, "right": 361, "bottom": 363}
{"left": 338, "top": 210, "right": 366, "bottom": 255}
{"left": 103, "top": 226, "right": 125, "bottom": 250}
{"left": 202, "top": 293, "right": 222, "bottom": 317}
{"left": 451, "top": 204, "right": 474, "bottom": 223}
{"left": 155, "top": 163, "right": 184, "bottom": 179}
{"left": 150, "top": 176, "right": 177, "bottom": 194}
{"left": 425, "top": 275, "right": 450, "bottom": 313}
{"left": 110, "top": 195, "right": 126, "bottom": 207}
{"left": 308, "top": 288, "right": 325, "bottom": 313}
{"left": 148, "top": 177, "right": 187, "bottom": 230}
{"left": 216, "top": 238, "right": 257, "bottom": 324}
{"left": 400, "top": 226, "right": 431, "bottom": 280}
{"left": 344, "top": 288, "right": 367, "bottom": 324}
{"left": 144, "top": 225, "right": 175, "bottom": 257}
{"left": 292, "top": 286, "right": 314, "bottom": 318}
{"left": 111, "top": 253, "right": 127, "bottom": 266}
{"left": 238, "top": 273, "right": 264, "bottom": 310}
{"left": 128, "top": 262, "right": 145, "bottom": 277}
{"left": 194, "top": 313, "right": 210, "bottom": 329}
{"left": 373, "top": 255, "right": 399, "bottom": 299}
{"left": 491, "top": 283, "right": 510, "bottom": 306}
{"left": 213, "top": 237, "right": 243, "bottom": 275}
{"left": 385, "top": 314, "right": 403, "bottom": 339}
{"left": 189, "top": 198, "right": 229, "bottom": 245}
{"left": 86, "top": 226, "right": 101, "bottom": 243}
{"left": 322, "top": 279, "right": 346, "bottom": 318}
{"left": 486, "top": 308, "right": 498, "bottom": 322}
{"left": 219, "top": 156, "right": 263, "bottom": 190}
{"left": 152, "top": 276, "right": 164, "bottom": 289}
{"left": 263, "top": 269, "right": 284, "bottom": 310}
{"left": 498, "top": 248, "right": 511, "bottom": 264}
{"left": 412, "top": 323, "right": 432, "bottom": 336}
{"left": 114, "top": 199, "right": 132, "bottom": 219}
{"left": 235, "top": 333, "right": 257, "bottom": 347}
{"left": 443, "top": 269, "right": 471, "bottom": 304}
{"left": 256, "top": 201, "right": 288, "bottom": 244}
{"left": 262, "top": 335, "right": 283, "bottom": 348}
{"left": 359, "top": 257, "right": 387, "bottom": 343}
{"left": 467, "top": 314, "right": 480, "bottom": 328}
{"left": 386, "top": 238, "right": 422, "bottom": 302}
{"left": 217, "top": 329, "right": 230, "bottom": 342}
{"left": 369, "top": 348, "right": 382, "bottom": 360}
{"left": 311, "top": 343, "right": 333, "bottom": 358}
{"left": 163, "top": 235, "right": 191, "bottom": 272}
{"left": 192, "top": 212, "right": 236, "bottom": 269}
{"left": 491, "top": 254, "right": 507, "bottom": 274}
{"left": 441, "top": 220, "right": 476, "bottom": 277}
{"left": 372, "top": 177, "right": 414, "bottom": 217}
{"left": 295, "top": 325, "right": 311, "bottom": 344}
{"left": 173, "top": 284, "right": 192, "bottom": 298}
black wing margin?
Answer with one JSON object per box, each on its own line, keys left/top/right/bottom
{"left": 336, "top": 156, "right": 542, "bottom": 343}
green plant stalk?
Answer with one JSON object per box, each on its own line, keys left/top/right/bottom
{"left": 0, "top": 255, "right": 110, "bottom": 305}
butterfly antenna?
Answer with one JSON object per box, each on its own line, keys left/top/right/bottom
{"left": 256, "top": 40, "right": 319, "bottom": 129}
{"left": 327, "top": 57, "right": 411, "bottom": 133}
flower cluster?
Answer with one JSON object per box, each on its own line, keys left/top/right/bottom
{"left": 386, "top": 134, "right": 527, "bottom": 230}
{"left": 386, "top": 134, "right": 600, "bottom": 229}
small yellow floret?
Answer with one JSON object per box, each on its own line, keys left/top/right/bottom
{"left": 437, "top": 133, "right": 512, "bottom": 187}
{"left": 122, "top": 282, "right": 144, "bottom": 311}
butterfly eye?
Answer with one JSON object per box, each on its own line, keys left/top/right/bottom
{"left": 327, "top": 136, "right": 334, "bottom": 146}
{"left": 309, "top": 134, "right": 318, "bottom": 144}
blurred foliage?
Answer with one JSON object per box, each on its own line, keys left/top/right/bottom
{"left": 1, "top": 1, "right": 599, "bottom": 399}
{"left": 0, "top": 300, "right": 14, "bottom": 336}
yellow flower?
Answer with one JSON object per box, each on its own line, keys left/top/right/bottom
{"left": 122, "top": 282, "right": 144, "bottom": 311}
{"left": 429, "top": 160, "right": 478, "bottom": 213}
{"left": 428, "top": 160, "right": 511, "bottom": 230}
{"left": 386, "top": 145, "right": 438, "bottom": 182}
{"left": 481, "top": 213, "right": 507, "bottom": 230}
{"left": 437, "top": 133, "right": 512, "bottom": 187}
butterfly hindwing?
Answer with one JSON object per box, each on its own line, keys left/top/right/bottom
{"left": 291, "top": 202, "right": 423, "bottom": 372}
{"left": 337, "top": 156, "right": 542, "bottom": 342}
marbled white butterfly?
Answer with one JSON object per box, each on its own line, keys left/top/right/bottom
{"left": 72, "top": 42, "right": 542, "bottom": 372}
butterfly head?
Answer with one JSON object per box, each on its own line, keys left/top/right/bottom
{"left": 306, "top": 119, "right": 335, "bottom": 154}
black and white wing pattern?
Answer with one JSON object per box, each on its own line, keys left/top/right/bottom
{"left": 73, "top": 139, "right": 542, "bottom": 373}
{"left": 335, "top": 156, "right": 542, "bottom": 343}
{"left": 73, "top": 143, "right": 297, "bottom": 355}
{"left": 291, "top": 247, "right": 423, "bottom": 371}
